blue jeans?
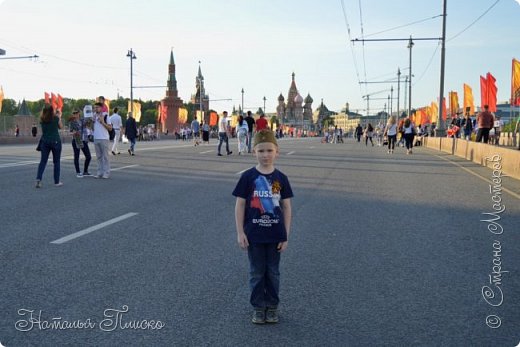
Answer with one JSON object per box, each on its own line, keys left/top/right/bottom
{"left": 247, "top": 132, "right": 253, "bottom": 152}
{"left": 72, "top": 140, "right": 91, "bottom": 174}
{"left": 217, "top": 132, "right": 230, "bottom": 154}
{"left": 247, "top": 243, "right": 281, "bottom": 309}
{"left": 129, "top": 137, "right": 136, "bottom": 152}
{"left": 36, "top": 139, "right": 62, "bottom": 183}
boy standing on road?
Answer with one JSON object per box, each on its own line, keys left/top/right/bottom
{"left": 233, "top": 129, "right": 293, "bottom": 324}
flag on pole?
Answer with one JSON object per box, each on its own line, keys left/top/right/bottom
{"left": 511, "top": 58, "right": 520, "bottom": 105}
{"left": 486, "top": 72, "right": 497, "bottom": 112}
{"left": 209, "top": 111, "right": 218, "bottom": 126}
{"left": 480, "top": 75, "right": 488, "bottom": 108}
{"left": 0, "top": 86, "right": 4, "bottom": 113}
{"left": 178, "top": 108, "right": 188, "bottom": 124}
{"left": 441, "top": 97, "right": 447, "bottom": 121}
{"left": 449, "top": 91, "right": 459, "bottom": 116}
{"left": 463, "top": 84, "right": 475, "bottom": 115}
{"left": 430, "top": 101, "right": 439, "bottom": 123}
{"left": 44, "top": 92, "right": 50, "bottom": 105}
{"left": 57, "top": 94, "right": 64, "bottom": 111}
{"left": 51, "top": 93, "right": 58, "bottom": 110}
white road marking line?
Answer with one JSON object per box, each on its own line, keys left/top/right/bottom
{"left": 138, "top": 144, "right": 194, "bottom": 151}
{"left": 50, "top": 212, "right": 139, "bottom": 244}
{"left": 111, "top": 164, "right": 139, "bottom": 171}
{"left": 236, "top": 168, "right": 248, "bottom": 175}
{"left": 0, "top": 155, "right": 74, "bottom": 169}
{"left": 433, "top": 154, "right": 520, "bottom": 200}
{"left": 287, "top": 151, "right": 295, "bottom": 155}
{"left": 200, "top": 150, "right": 213, "bottom": 154}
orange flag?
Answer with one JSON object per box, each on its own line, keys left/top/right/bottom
{"left": 480, "top": 75, "right": 488, "bottom": 108}
{"left": 431, "top": 101, "right": 439, "bottom": 123}
{"left": 57, "top": 94, "right": 64, "bottom": 111}
{"left": 486, "top": 72, "right": 497, "bottom": 112}
{"left": 209, "top": 111, "right": 218, "bottom": 126}
{"left": 449, "top": 91, "right": 459, "bottom": 116}
{"left": 0, "top": 86, "right": 4, "bottom": 113}
{"left": 44, "top": 92, "right": 50, "bottom": 104}
{"left": 511, "top": 58, "right": 520, "bottom": 106}
{"left": 442, "top": 97, "right": 447, "bottom": 121}
{"left": 463, "top": 84, "right": 475, "bottom": 115}
{"left": 51, "top": 93, "right": 58, "bottom": 110}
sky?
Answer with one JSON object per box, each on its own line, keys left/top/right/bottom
{"left": 0, "top": 0, "right": 519, "bottom": 115}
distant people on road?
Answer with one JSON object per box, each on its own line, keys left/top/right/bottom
{"left": 476, "top": 105, "right": 494, "bottom": 144}
{"left": 232, "top": 129, "right": 293, "bottom": 325}
{"left": 217, "top": 111, "right": 232, "bottom": 156}
{"left": 237, "top": 115, "right": 249, "bottom": 155}
{"left": 92, "top": 102, "right": 113, "bottom": 178}
{"left": 355, "top": 124, "right": 363, "bottom": 142}
{"left": 461, "top": 112, "right": 473, "bottom": 141}
{"left": 35, "top": 105, "right": 63, "bottom": 188}
{"left": 402, "top": 118, "right": 416, "bottom": 154}
{"left": 125, "top": 112, "right": 138, "bottom": 156}
{"left": 384, "top": 116, "right": 398, "bottom": 154}
{"left": 245, "top": 111, "right": 255, "bottom": 153}
{"left": 31, "top": 123, "right": 37, "bottom": 137}
{"left": 493, "top": 115, "right": 504, "bottom": 146}
{"left": 191, "top": 116, "right": 201, "bottom": 146}
{"left": 375, "top": 122, "right": 384, "bottom": 146}
{"left": 255, "top": 113, "right": 268, "bottom": 132}
{"left": 201, "top": 121, "right": 210, "bottom": 144}
{"left": 110, "top": 107, "right": 122, "bottom": 155}
{"left": 364, "top": 123, "right": 374, "bottom": 146}
{"left": 69, "top": 110, "right": 92, "bottom": 178}
{"left": 15, "top": 125, "right": 19, "bottom": 137}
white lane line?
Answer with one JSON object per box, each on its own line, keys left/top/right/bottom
{"left": 0, "top": 155, "right": 74, "bottom": 169}
{"left": 200, "top": 150, "right": 213, "bottom": 154}
{"left": 50, "top": 212, "right": 139, "bottom": 244}
{"left": 236, "top": 168, "right": 248, "bottom": 175}
{"left": 138, "top": 144, "right": 194, "bottom": 151}
{"left": 287, "top": 151, "right": 295, "bottom": 155}
{"left": 111, "top": 164, "right": 139, "bottom": 171}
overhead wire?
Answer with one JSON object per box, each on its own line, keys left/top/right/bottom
{"left": 412, "top": 41, "right": 441, "bottom": 86}
{"left": 358, "top": 0, "right": 368, "bottom": 95}
{"left": 447, "top": 0, "right": 501, "bottom": 42}
{"left": 340, "top": 0, "right": 363, "bottom": 96}
{"left": 364, "top": 15, "right": 442, "bottom": 38}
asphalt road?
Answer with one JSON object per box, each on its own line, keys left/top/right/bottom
{"left": 0, "top": 136, "right": 519, "bottom": 346}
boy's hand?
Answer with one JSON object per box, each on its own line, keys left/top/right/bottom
{"left": 277, "top": 241, "right": 288, "bottom": 252}
{"left": 237, "top": 232, "right": 249, "bottom": 250}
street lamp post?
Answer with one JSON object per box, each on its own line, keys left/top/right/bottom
{"left": 198, "top": 61, "right": 203, "bottom": 123}
{"left": 263, "top": 96, "right": 266, "bottom": 115}
{"left": 126, "top": 49, "right": 137, "bottom": 115}
{"left": 407, "top": 37, "right": 414, "bottom": 118}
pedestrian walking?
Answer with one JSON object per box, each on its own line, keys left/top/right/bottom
{"left": 202, "top": 121, "right": 210, "bottom": 144}
{"left": 476, "top": 105, "right": 494, "bottom": 143}
{"left": 15, "top": 125, "right": 19, "bottom": 137}
{"left": 355, "top": 123, "right": 363, "bottom": 142}
{"left": 125, "top": 112, "right": 138, "bottom": 156}
{"left": 92, "top": 102, "right": 113, "bottom": 178}
{"left": 233, "top": 129, "right": 293, "bottom": 324}
{"left": 31, "top": 123, "right": 37, "bottom": 137}
{"left": 191, "top": 117, "right": 201, "bottom": 146}
{"left": 255, "top": 113, "right": 268, "bottom": 132}
{"left": 35, "top": 105, "right": 63, "bottom": 188}
{"left": 237, "top": 115, "right": 249, "bottom": 155}
{"left": 384, "top": 116, "right": 398, "bottom": 154}
{"left": 461, "top": 112, "right": 473, "bottom": 141}
{"left": 365, "top": 123, "right": 374, "bottom": 146}
{"left": 110, "top": 107, "right": 122, "bottom": 155}
{"left": 402, "top": 118, "right": 416, "bottom": 154}
{"left": 245, "top": 111, "right": 255, "bottom": 153}
{"left": 217, "top": 111, "right": 232, "bottom": 156}
{"left": 69, "top": 110, "right": 92, "bottom": 178}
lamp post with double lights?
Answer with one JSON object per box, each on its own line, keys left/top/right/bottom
{"left": 126, "top": 49, "right": 137, "bottom": 115}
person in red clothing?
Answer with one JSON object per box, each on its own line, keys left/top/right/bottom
{"left": 255, "top": 114, "right": 268, "bottom": 131}
{"left": 476, "top": 105, "right": 494, "bottom": 143}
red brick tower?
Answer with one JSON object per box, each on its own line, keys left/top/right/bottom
{"left": 161, "top": 50, "right": 184, "bottom": 133}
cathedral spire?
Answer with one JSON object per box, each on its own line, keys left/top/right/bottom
{"left": 170, "top": 50, "right": 175, "bottom": 65}
{"left": 167, "top": 50, "right": 178, "bottom": 95}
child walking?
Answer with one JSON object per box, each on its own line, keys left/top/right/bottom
{"left": 233, "top": 129, "right": 293, "bottom": 324}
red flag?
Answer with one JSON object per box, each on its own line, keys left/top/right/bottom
{"left": 51, "top": 93, "right": 57, "bottom": 110}
{"left": 480, "top": 75, "right": 488, "bottom": 108}
{"left": 57, "top": 94, "right": 64, "bottom": 111}
{"left": 44, "top": 92, "right": 50, "bottom": 104}
{"left": 209, "top": 111, "right": 218, "bottom": 126}
{"left": 486, "top": 72, "right": 497, "bottom": 112}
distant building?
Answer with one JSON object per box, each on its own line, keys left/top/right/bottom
{"left": 159, "top": 50, "right": 184, "bottom": 133}
{"left": 276, "top": 73, "right": 314, "bottom": 129}
{"left": 190, "top": 63, "right": 209, "bottom": 124}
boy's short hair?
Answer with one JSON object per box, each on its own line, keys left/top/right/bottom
{"left": 94, "top": 102, "right": 103, "bottom": 107}
{"left": 254, "top": 129, "right": 278, "bottom": 148}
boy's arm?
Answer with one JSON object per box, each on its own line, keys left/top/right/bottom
{"left": 278, "top": 198, "right": 292, "bottom": 252}
{"left": 235, "top": 197, "right": 249, "bottom": 249}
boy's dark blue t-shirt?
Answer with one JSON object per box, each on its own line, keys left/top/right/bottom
{"left": 232, "top": 167, "right": 294, "bottom": 243}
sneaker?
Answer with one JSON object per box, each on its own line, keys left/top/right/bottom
{"left": 117, "top": 152, "right": 121, "bottom": 155}
{"left": 76, "top": 173, "right": 84, "bottom": 178}
{"left": 265, "top": 308, "right": 279, "bottom": 324}
{"left": 94, "top": 175, "right": 102, "bottom": 179}
{"left": 55, "top": 182, "right": 64, "bottom": 187}
{"left": 387, "top": 150, "right": 391, "bottom": 153}
{"left": 252, "top": 309, "right": 266, "bottom": 324}
{"left": 227, "top": 151, "right": 233, "bottom": 155}
{"left": 131, "top": 152, "right": 135, "bottom": 156}
{"left": 35, "top": 180, "right": 42, "bottom": 188}
{"left": 128, "top": 149, "right": 132, "bottom": 155}
{"left": 112, "top": 151, "right": 116, "bottom": 155}
{"left": 102, "top": 175, "right": 110, "bottom": 179}
{"left": 217, "top": 153, "right": 223, "bottom": 156}
{"left": 83, "top": 172, "right": 93, "bottom": 177}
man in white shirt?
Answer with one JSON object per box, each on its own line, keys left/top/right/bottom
{"left": 93, "top": 102, "right": 113, "bottom": 178}
{"left": 217, "top": 111, "right": 232, "bottom": 156}
{"left": 110, "top": 107, "right": 122, "bottom": 155}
